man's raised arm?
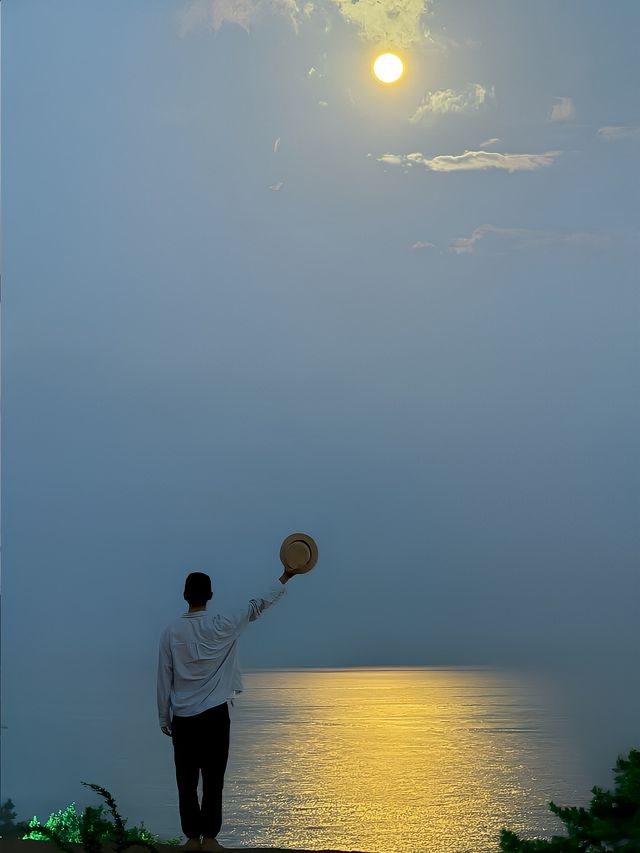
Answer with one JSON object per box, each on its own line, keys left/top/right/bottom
{"left": 219, "top": 572, "right": 292, "bottom": 637}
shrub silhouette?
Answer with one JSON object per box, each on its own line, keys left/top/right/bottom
{"left": 0, "top": 797, "right": 32, "bottom": 840}
{"left": 499, "top": 748, "right": 640, "bottom": 851}
{"left": 7, "top": 782, "right": 182, "bottom": 850}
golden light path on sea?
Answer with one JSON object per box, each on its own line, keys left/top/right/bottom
{"left": 223, "top": 668, "right": 583, "bottom": 853}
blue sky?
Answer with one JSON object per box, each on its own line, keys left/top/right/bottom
{"left": 2, "top": 0, "right": 639, "bottom": 696}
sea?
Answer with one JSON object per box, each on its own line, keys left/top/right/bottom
{"left": 3, "top": 666, "right": 636, "bottom": 853}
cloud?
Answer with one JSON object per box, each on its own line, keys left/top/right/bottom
{"left": 480, "top": 137, "right": 501, "bottom": 147}
{"left": 548, "top": 97, "right": 576, "bottom": 122}
{"left": 449, "top": 224, "right": 611, "bottom": 255}
{"left": 409, "top": 84, "right": 494, "bottom": 123}
{"left": 411, "top": 241, "right": 436, "bottom": 250}
{"left": 179, "top": 0, "right": 432, "bottom": 49}
{"left": 329, "top": 0, "right": 432, "bottom": 48}
{"left": 178, "top": 0, "right": 306, "bottom": 35}
{"left": 377, "top": 149, "right": 561, "bottom": 173}
{"left": 597, "top": 125, "right": 640, "bottom": 141}
{"left": 269, "top": 182, "right": 284, "bottom": 191}
{"left": 378, "top": 153, "right": 405, "bottom": 165}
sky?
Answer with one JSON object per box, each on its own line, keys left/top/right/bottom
{"left": 1, "top": 0, "right": 639, "bottom": 709}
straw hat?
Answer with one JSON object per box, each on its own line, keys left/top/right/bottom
{"left": 280, "top": 532, "right": 318, "bottom": 575}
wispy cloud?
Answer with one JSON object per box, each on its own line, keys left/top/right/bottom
{"left": 480, "top": 137, "right": 501, "bottom": 148}
{"left": 548, "top": 97, "right": 575, "bottom": 122}
{"left": 449, "top": 224, "right": 611, "bottom": 255}
{"left": 411, "top": 241, "right": 436, "bottom": 251}
{"left": 330, "top": 0, "right": 432, "bottom": 48}
{"left": 178, "top": 0, "right": 308, "bottom": 35}
{"left": 597, "top": 125, "right": 640, "bottom": 141}
{"left": 377, "top": 150, "right": 561, "bottom": 173}
{"left": 409, "top": 84, "right": 494, "bottom": 123}
{"left": 378, "top": 153, "right": 406, "bottom": 166}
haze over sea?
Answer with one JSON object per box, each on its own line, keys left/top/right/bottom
{"left": 4, "top": 664, "right": 637, "bottom": 853}
{"left": 3, "top": 4, "right": 639, "bottom": 852}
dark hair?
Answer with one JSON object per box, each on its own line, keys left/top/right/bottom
{"left": 184, "top": 572, "right": 213, "bottom": 607}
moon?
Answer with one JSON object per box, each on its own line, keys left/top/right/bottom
{"left": 373, "top": 53, "right": 404, "bottom": 84}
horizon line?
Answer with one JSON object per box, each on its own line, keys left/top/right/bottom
{"left": 242, "top": 664, "right": 515, "bottom": 672}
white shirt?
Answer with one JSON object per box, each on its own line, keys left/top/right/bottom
{"left": 157, "top": 580, "right": 286, "bottom": 728}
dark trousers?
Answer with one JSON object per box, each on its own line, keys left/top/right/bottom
{"left": 171, "top": 701, "right": 231, "bottom": 839}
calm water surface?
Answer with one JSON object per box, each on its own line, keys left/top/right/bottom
{"left": 216, "top": 668, "right": 588, "bottom": 852}
{"left": 4, "top": 668, "right": 595, "bottom": 853}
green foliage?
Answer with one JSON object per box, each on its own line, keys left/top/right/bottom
{"left": 499, "top": 747, "right": 640, "bottom": 852}
{"left": 2, "top": 783, "right": 183, "bottom": 850}
{"left": 22, "top": 804, "right": 84, "bottom": 843}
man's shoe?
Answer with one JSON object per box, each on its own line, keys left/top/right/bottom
{"left": 183, "top": 838, "right": 201, "bottom": 851}
{"left": 201, "top": 837, "right": 226, "bottom": 852}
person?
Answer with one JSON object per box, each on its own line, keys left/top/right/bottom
{"left": 157, "top": 568, "right": 295, "bottom": 852}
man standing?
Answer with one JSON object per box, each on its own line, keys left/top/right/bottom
{"left": 157, "top": 568, "right": 294, "bottom": 852}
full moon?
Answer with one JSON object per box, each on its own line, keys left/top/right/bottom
{"left": 373, "top": 53, "right": 404, "bottom": 84}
